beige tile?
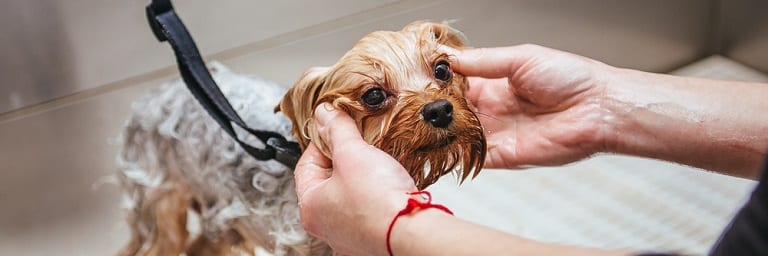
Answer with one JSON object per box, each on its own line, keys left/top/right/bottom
{"left": 0, "top": 0, "right": 397, "bottom": 113}
{"left": 2, "top": 0, "right": 715, "bottom": 114}
{"left": 670, "top": 55, "right": 768, "bottom": 82}
{"left": 222, "top": 0, "right": 712, "bottom": 87}
{"left": 718, "top": 0, "right": 768, "bottom": 73}
{"left": 0, "top": 78, "right": 165, "bottom": 255}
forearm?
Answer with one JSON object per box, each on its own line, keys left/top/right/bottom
{"left": 603, "top": 68, "right": 768, "bottom": 178}
{"left": 390, "top": 209, "right": 630, "bottom": 256}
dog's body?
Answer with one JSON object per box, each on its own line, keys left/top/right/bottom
{"left": 117, "top": 21, "right": 484, "bottom": 255}
{"left": 117, "top": 62, "right": 331, "bottom": 255}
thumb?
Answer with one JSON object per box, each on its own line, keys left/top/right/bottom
{"left": 294, "top": 143, "right": 331, "bottom": 199}
{"left": 314, "top": 103, "right": 366, "bottom": 156}
{"left": 454, "top": 45, "right": 541, "bottom": 79}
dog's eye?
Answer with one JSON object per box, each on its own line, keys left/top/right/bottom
{"left": 362, "top": 88, "right": 387, "bottom": 108}
{"left": 434, "top": 60, "right": 453, "bottom": 82}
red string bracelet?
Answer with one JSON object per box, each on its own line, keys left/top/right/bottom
{"left": 385, "top": 191, "right": 453, "bottom": 256}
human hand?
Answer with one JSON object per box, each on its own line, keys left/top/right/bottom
{"left": 454, "top": 44, "right": 615, "bottom": 168}
{"left": 294, "top": 103, "right": 417, "bottom": 255}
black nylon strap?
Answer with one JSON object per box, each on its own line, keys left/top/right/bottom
{"left": 145, "top": 0, "right": 300, "bottom": 168}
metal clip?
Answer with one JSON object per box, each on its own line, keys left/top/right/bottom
{"left": 266, "top": 137, "right": 302, "bottom": 169}
{"left": 145, "top": 0, "right": 173, "bottom": 42}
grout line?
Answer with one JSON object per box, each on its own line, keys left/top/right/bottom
{"left": 0, "top": 0, "right": 444, "bottom": 124}
{"left": 209, "top": 0, "right": 444, "bottom": 61}
{"left": 0, "top": 67, "right": 177, "bottom": 124}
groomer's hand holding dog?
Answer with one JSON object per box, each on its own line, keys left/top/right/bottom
{"left": 453, "top": 44, "right": 614, "bottom": 169}
{"left": 455, "top": 44, "right": 768, "bottom": 178}
{"left": 294, "top": 103, "right": 418, "bottom": 255}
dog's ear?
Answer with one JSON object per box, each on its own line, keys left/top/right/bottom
{"left": 401, "top": 21, "right": 466, "bottom": 49}
{"left": 275, "top": 67, "right": 330, "bottom": 151}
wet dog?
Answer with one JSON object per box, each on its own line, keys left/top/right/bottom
{"left": 116, "top": 21, "right": 484, "bottom": 255}
{"left": 277, "top": 21, "right": 485, "bottom": 188}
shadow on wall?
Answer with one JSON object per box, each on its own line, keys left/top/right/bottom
{"left": 0, "top": 1, "right": 77, "bottom": 114}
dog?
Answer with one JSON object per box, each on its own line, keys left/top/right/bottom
{"left": 276, "top": 21, "right": 485, "bottom": 188}
{"left": 116, "top": 21, "right": 485, "bottom": 255}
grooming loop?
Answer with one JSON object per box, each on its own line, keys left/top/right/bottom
{"left": 145, "top": 0, "right": 300, "bottom": 168}
{"left": 386, "top": 191, "right": 453, "bottom": 256}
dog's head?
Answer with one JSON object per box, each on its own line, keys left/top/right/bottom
{"left": 276, "top": 21, "right": 485, "bottom": 188}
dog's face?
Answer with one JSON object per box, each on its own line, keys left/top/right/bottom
{"left": 277, "top": 21, "right": 485, "bottom": 188}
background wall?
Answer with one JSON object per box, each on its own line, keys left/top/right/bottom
{"left": 717, "top": 0, "right": 768, "bottom": 73}
{"left": 0, "top": 0, "right": 764, "bottom": 255}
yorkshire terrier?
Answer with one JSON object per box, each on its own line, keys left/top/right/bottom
{"left": 116, "top": 21, "right": 485, "bottom": 255}
{"left": 276, "top": 21, "right": 485, "bottom": 188}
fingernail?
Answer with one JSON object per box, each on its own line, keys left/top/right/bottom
{"left": 314, "top": 103, "right": 337, "bottom": 127}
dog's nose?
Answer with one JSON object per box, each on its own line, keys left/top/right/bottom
{"left": 422, "top": 99, "right": 453, "bottom": 128}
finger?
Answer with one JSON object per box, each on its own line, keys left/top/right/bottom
{"left": 294, "top": 143, "right": 332, "bottom": 199}
{"left": 465, "top": 76, "right": 484, "bottom": 106}
{"left": 454, "top": 45, "right": 542, "bottom": 79}
{"left": 314, "top": 103, "right": 367, "bottom": 154}
{"left": 466, "top": 77, "right": 507, "bottom": 106}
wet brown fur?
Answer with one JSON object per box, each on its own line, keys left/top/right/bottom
{"left": 277, "top": 21, "right": 486, "bottom": 188}
{"left": 117, "top": 21, "right": 484, "bottom": 256}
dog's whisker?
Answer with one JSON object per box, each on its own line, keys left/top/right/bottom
{"left": 475, "top": 111, "right": 501, "bottom": 122}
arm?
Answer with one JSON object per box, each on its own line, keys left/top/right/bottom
{"left": 605, "top": 69, "right": 768, "bottom": 178}
{"left": 391, "top": 208, "right": 628, "bottom": 256}
{"left": 295, "top": 103, "right": 630, "bottom": 256}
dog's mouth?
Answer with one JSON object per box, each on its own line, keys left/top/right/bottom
{"left": 417, "top": 135, "right": 457, "bottom": 152}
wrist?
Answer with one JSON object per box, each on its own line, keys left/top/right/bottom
{"left": 599, "top": 67, "right": 638, "bottom": 154}
{"left": 598, "top": 67, "right": 768, "bottom": 177}
{"left": 364, "top": 192, "right": 416, "bottom": 256}
{"left": 389, "top": 208, "right": 453, "bottom": 256}
{"left": 599, "top": 67, "right": 668, "bottom": 155}
{"left": 580, "top": 65, "right": 630, "bottom": 155}
{"left": 384, "top": 191, "right": 455, "bottom": 256}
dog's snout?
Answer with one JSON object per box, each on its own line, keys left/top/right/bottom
{"left": 422, "top": 99, "right": 453, "bottom": 128}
